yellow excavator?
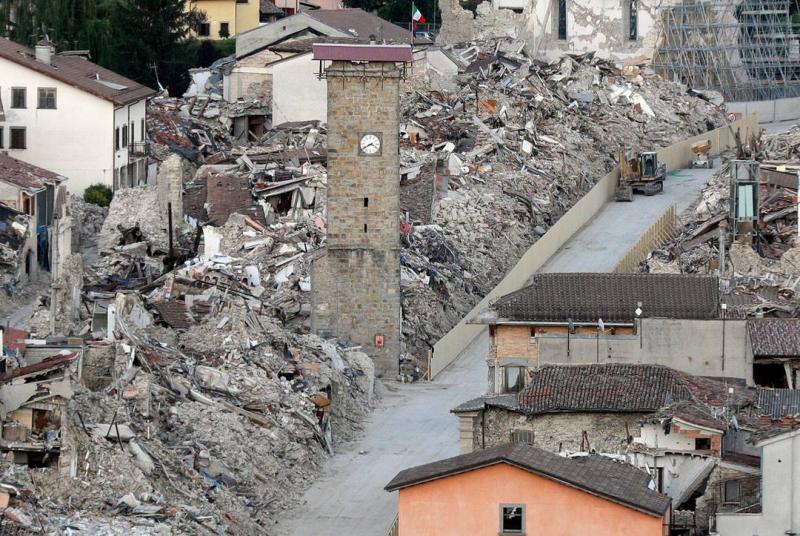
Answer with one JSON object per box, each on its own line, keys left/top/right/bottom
{"left": 615, "top": 150, "right": 666, "bottom": 202}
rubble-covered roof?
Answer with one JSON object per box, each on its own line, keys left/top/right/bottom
{"left": 516, "top": 364, "right": 693, "bottom": 415}
{"left": 0, "top": 152, "right": 66, "bottom": 191}
{"left": 385, "top": 443, "right": 671, "bottom": 516}
{"left": 748, "top": 318, "right": 800, "bottom": 357}
{"left": 758, "top": 389, "right": 800, "bottom": 419}
{"left": 491, "top": 273, "right": 720, "bottom": 323}
{"left": 0, "top": 37, "right": 155, "bottom": 106}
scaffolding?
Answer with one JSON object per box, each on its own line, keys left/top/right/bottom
{"left": 652, "top": 0, "right": 800, "bottom": 102}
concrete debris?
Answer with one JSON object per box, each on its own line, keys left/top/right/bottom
{"left": 644, "top": 127, "right": 799, "bottom": 318}
{"left": 400, "top": 40, "right": 725, "bottom": 373}
{"left": 0, "top": 36, "right": 732, "bottom": 534}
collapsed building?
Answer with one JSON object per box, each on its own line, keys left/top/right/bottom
{"left": 437, "top": 0, "right": 800, "bottom": 111}
{"left": 0, "top": 29, "right": 734, "bottom": 533}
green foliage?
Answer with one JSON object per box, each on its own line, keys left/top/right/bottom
{"left": 196, "top": 39, "right": 235, "bottom": 68}
{"left": 83, "top": 184, "right": 113, "bottom": 207}
{"left": 0, "top": 0, "right": 201, "bottom": 96}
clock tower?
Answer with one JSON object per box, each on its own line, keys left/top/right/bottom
{"left": 310, "top": 44, "right": 410, "bottom": 377}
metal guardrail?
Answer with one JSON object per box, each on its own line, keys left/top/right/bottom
{"left": 130, "top": 140, "right": 149, "bottom": 156}
{"left": 613, "top": 203, "right": 679, "bottom": 273}
{"left": 386, "top": 514, "right": 399, "bottom": 536}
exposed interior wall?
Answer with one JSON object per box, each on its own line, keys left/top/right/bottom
{"left": 271, "top": 54, "right": 327, "bottom": 124}
{"left": 536, "top": 318, "right": 752, "bottom": 384}
{"left": 437, "top": 0, "right": 672, "bottom": 62}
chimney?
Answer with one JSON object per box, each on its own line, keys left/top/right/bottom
{"left": 35, "top": 39, "right": 53, "bottom": 65}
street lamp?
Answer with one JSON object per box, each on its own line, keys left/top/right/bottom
{"left": 721, "top": 302, "right": 727, "bottom": 373}
{"left": 635, "top": 302, "right": 643, "bottom": 349}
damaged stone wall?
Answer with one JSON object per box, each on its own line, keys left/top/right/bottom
{"left": 156, "top": 154, "right": 189, "bottom": 226}
{"left": 475, "top": 408, "right": 643, "bottom": 454}
{"left": 438, "top": 0, "right": 677, "bottom": 62}
{"left": 49, "top": 253, "right": 83, "bottom": 336}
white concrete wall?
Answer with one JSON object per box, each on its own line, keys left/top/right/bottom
{"left": 536, "top": 318, "right": 752, "bottom": 383}
{"left": 636, "top": 422, "right": 700, "bottom": 452}
{"left": 715, "top": 431, "right": 800, "bottom": 536}
{"left": 630, "top": 448, "right": 714, "bottom": 504}
{"left": 271, "top": 53, "right": 327, "bottom": 125}
{"left": 728, "top": 97, "right": 800, "bottom": 123}
{"left": 0, "top": 56, "right": 116, "bottom": 194}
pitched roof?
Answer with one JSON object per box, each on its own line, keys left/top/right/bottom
{"left": 385, "top": 443, "right": 671, "bottom": 517}
{"left": 0, "top": 152, "right": 66, "bottom": 191}
{"left": 758, "top": 389, "right": 800, "bottom": 419}
{"left": 0, "top": 38, "right": 155, "bottom": 106}
{"left": 490, "top": 273, "right": 719, "bottom": 323}
{"left": 304, "top": 9, "right": 414, "bottom": 43}
{"left": 516, "top": 364, "right": 693, "bottom": 415}
{"left": 748, "top": 318, "right": 800, "bottom": 357}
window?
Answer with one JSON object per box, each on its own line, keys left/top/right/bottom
{"left": 219, "top": 22, "right": 230, "bottom": 38}
{"left": 236, "top": 0, "right": 248, "bottom": 3}
{"left": 695, "top": 437, "right": 711, "bottom": 450}
{"left": 556, "top": 0, "right": 567, "bottom": 40}
{"left": 11, "top": 88, "right": 26, "bottom": 108}
{"left": 141, "top": 118, "right": 145, "bottom": 141}
{"left": 0, "top": 127, "right": 3, "bottom": 148}
{"left": 723, "top": 480, "right": 741, "bottom": 504}
{"left": 37, "top": 87, "right": 56, "bottom": 109}
{"left": 510, "top": 429, "right": 534, "bottom": 445}
{"left": 363, "top": 223, "right": 368, "bottom": 233}
{"left": 115, "top": 127, "right": 120, "bottom": 150}
{"left": 198, "top": 22, "right": 210, "bottom": 36}
{"left": 503, "top": 366, "right": 525, "bottom": 394}
{"left": 122, "top": 125, "right": 128, "bottom": 148}
{"left": 9, "top": 127, "right": 26, "bottom": 149}
{"left": 628, "top": 0, "right": 638, "bottom": 41}
{"left": 363, "top": 197, "right": 369, "bottom": 207}
{"left": 500, "top": 505, "right": 524, "bottom": 534}
{"left": 130, "top": 121, "right": 135, "bottom": 144}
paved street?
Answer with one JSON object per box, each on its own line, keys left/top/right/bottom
{"left": 274, "top": 159, "right": 721, "bottom": 536}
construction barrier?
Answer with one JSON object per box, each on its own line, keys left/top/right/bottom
{"left": 429, "top": 113, "right": 759, "bottom": 379}
{"left": 613, "top": 204, "right": 679, "bottom": 273}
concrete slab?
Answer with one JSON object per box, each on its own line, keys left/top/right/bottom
{"left": 539, "top": 161, "right": 718, "bottom": 273}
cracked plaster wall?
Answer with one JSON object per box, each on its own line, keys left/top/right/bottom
{"left": 439, "top": 0, "right": 683, "bottom": 63}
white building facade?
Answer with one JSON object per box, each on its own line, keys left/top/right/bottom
{"left": 715, "top": 429, "right": 800, "bottom": 536}
{"left": 0, "top": 38, "right": 154, "bottom": 194}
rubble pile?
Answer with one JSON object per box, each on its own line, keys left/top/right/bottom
{"left": 398, "top": 43, "right": 726, "bottom": 364}
{"left": 69, "top": 194, "right": 108, "bottom": 254}
{"left": 645, "top": 127, "right": 799, "bottom": 317}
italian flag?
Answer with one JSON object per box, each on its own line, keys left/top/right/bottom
{"left": 412, "top": 3, "right": 426, "bottom": 25}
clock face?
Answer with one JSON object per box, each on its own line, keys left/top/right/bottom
{"left": 359, "top": 133, "right": 382, "bottom": 156}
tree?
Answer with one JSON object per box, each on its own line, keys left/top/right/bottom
{"left": 105, "top": 0, "right": 201, "bottom": 96}
{"left": 0, "top": 0, "right": 201, "bottom": 96}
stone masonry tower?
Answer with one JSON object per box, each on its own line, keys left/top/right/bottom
{"left": 311, "top": 44, "right": 410, "bottom": 377}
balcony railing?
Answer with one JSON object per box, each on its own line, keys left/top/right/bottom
{"left": 130, "top": 140, "right": 149, "bottom": 156}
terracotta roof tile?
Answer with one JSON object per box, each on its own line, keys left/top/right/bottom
{"left": 492, "top": 273, "right": 719, "bottom": 323}
{"left": 517, "top": 364, "right": 694, "bottom": 414}
{"left": 385, "top": 443, "right": 671, "bottom": 517}
{"left": 0, "top": 152, "right": 66, "bottom": 191}
{"left": 748, "top": 318, "right": 800, "bottom": 357}
{"left": 0, "top": 38, "right": 155, "bottom": 106}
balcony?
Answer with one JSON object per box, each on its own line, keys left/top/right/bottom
{"left": 130, "top": 141, "right": 149, "bottom": 156}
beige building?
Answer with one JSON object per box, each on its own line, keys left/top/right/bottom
{"left": 189, "top": 0, "right": 261, "bottom": 39}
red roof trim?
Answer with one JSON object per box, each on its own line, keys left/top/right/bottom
{"left": 312, "top": 43, "right": 412, "bottom": 62}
